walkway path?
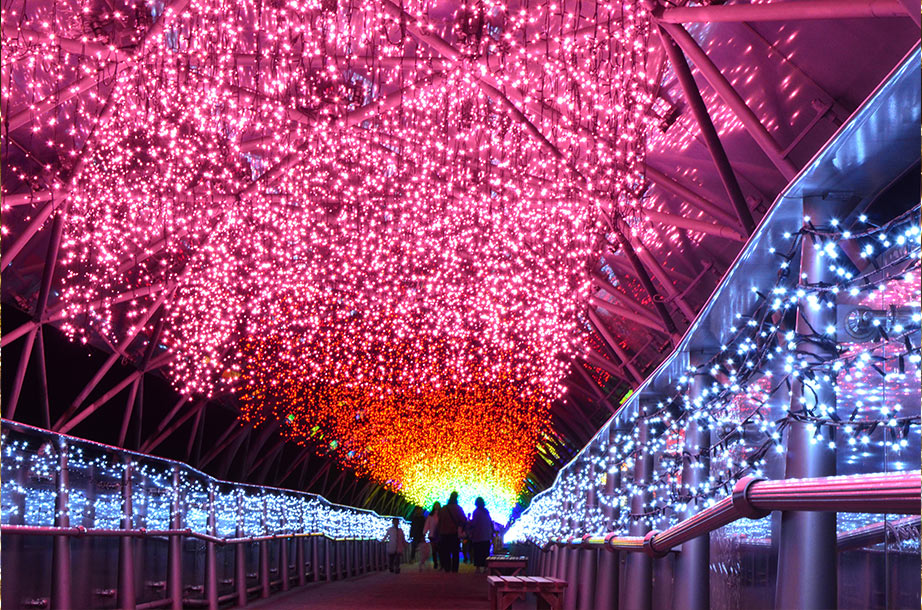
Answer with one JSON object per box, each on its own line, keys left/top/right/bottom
{"left": 249, "top": 561, "right": 536, "bottom": 609}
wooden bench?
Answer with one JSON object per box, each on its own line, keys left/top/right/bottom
{"left": 486, "top": 555, "right": 527, "bottom": 577}
{"left": 487, "top": 575, "right": 567, "bottom": 610}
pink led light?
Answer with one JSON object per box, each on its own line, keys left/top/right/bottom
{"left": 3, "top": 0, "right": 657, "bottom": 503}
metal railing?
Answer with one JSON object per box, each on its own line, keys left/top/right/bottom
{"left": 542, "top": 470, "right": 920, "bottom": 556}
{"left": 1, "top": 419, "right": 408, "bottom": 610}
{"left": 3, "top": 524, "right": 391, "bottom": 609}
{"left": 507, "top": 45, "right": 922, "bottom": 610}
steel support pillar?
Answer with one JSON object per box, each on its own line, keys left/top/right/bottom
{"left": 313, "top": 537, "right": 321, "bottom": 581}
{"left": 297, "top": 536, "right": 306, "bottom": 586}
{"left": 205, "top": 484, "right": 219, "bottom": 610}
{"left": 674, "top": 353, "right": 713, "bottom": 610}
{"left": 259, "top": 497, "right": 270, "bottom": 598}
{"left": 279, "top": 505, "right": 290, "bottom": 592}
{"left": 775, "top": 196, "right": 842, "bottom": 609}
{"left": 652, "top": 526, "right": 675, "bottom": 609}
{"left": 578, "top": 546, "right": 598, "bottom": 608}
{"left": 330, "top": 540, "right": 337, "bottom": 580}
{"left": 324, "top": 538, "right": 332, "bottom": 581}
{"left": 577, "top": 459, "right": 598, "bottom": 610}
{"left": 656, "top": 26, "right": 755, "bottom": 235}
{"left": 622, "top": 405, "right": 653, "bottom": 610}
{"left": 280, "top": 537, "right": 290, "bottom": 591}
{"left": 557, "top": 502, "right": 572, "bottom": 582}
{"left": 554, "top": 543, "right": 565, "bottom": 580}
{"left": 168, "top": 466, "right": 183, "bottom": 610}
{"left": 596, "top": 425, "right": 622, "bottom": 610}
{"left": 51, "top": 439, "right": 71, "bottom": 610}
{"left": 235, "top": 491, "right": 247, "bottom": 607}
{"left": 613, "top": 229, "right": 681, "bottom": 338}
{"left": 5, "top": 326, "right": 37, "bottom": 420}
{"left": 587, "top": 308, "right": 645, "bottom": 384}
{"left": 336, "top": 539, "right": 344, "bottom": 580}
{"left": 345, "top": 540, "right": 353, "bottom": 577}
{"left": 565, "top": 546, "right": 580, "bottom": 609}
{"left": 634, "top": 244, "right": 697, "bottom": 322}
{"left": 657, "top": 22, "right": 798, "bottom": 181}
{"left": 333, "top": 537, "right": 339, "bottom": 576}
{"left": 118, "top": 458, "right": 136, "bottom": 610}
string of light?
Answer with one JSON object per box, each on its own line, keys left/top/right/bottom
{"left": 509, "top": 209, "right": 921, "bottom": 543}
{"left": 2, "top": 0, "right": 659, "bottom": 517}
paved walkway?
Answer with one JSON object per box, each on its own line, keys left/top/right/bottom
{"left": 249, "top": 560, "right": 536, "bottom": 609}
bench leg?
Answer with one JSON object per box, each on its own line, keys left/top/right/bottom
{"left": 536, "top": 591, "right": 562, "bottom": 610}
{"left": 500, "top": 591, "right": 524, "bottom": 610}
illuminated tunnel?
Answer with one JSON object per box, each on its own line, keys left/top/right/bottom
{"left": 1, "top": 1, "right": 919, "bottom": 608}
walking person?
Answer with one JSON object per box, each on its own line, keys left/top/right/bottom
{"left": 470, "top": 497, "right": 494, "bottom": 573}
{"left": 437, "top": 491, "right": 468, "bottom": 573}
{"left": 422, "top": 502, "right": 441, "bottom": 571}
{"left": 409, "top": 507, "right": 425, "bottom": 560}
{"left": 385, "top": 518, "right": 407, "bottom": 574}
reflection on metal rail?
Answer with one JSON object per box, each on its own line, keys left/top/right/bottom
{"left": 0, "top": 525, "right": 378, "bottom": 545}
{"left": 545, "top": 471, "right": 921, "bottom": 556}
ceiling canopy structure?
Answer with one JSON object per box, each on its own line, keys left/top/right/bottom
{"left": 2, "top": 0, "right": 919, "bottom": 517}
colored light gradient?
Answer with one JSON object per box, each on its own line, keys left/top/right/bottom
{"left": 3, "top": 0, "right": 656, "bottom": 518}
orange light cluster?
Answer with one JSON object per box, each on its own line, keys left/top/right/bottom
{"left": 238, "top": 329, "right": 556, "bottom": 515}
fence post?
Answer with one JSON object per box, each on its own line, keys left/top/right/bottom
{"left": 260, "top": 495, "right": 270, "bottom": 598}
{"left": 554, "top": 508, "right": 567, "bottom": 581}
{"left": 236, "top": 490, "right": 247, "bottom": 607}
{"left": 118, "top": 457, "right": 136, "bottom": 610}
{"left": 51, "top": 438, "right": 71, "bottom": 610}
{"left": 674, "top": 352, "right": 713, "bottom": 610}
{"left": 577, "top": 455, "right": 598, "bottom": 610}
{"left": 775, "top": 196, "right": 842, "bottom": 609}
{"left": 168, "top": 465, "right": 183, "bottom": 610}
{"left": 336, "top": 539, "right": 344, "bottom": 580}
{"left": 297, "top": 502, "right": 306, "bottom": 586}
{"left": 297, "top": 535, "right": 306, "bottom": 586}
{"left": 596, "top": 424, "right": 622, "bottom": 609}
{"left": 346, "top": 539, "right": 353, "bottom": 577}
{"left": 551, "top": 544, "right": 567, "bottom": 578}
{"left": 206, "top": 483, "right": 219, "bottom": 610}
{"left": 564, "top": 498, "right": 580, "bottom": 609}
{"left": 280, "top": 504, "right": 290, "bottom": 592}
{"left": 622, "top": 402, "right": 653, "bottom": 610}
{"left": 312, "top": 536, "right": 321, "bottom": 582}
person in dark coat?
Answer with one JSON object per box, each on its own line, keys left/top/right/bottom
{"left": 470, "top": 497, "right": 494, "bottom": 572}
{"left": 408, "top": 507, "right": 425, "bottom": 560}
{"left": 437, "top": 491, "right": 468, "bottom": 572}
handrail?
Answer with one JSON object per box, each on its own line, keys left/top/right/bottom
{"left": 1, "top": 419, "right": 408, "bottom": 539}
{"left": 0, "top": 525, "right": 381, "bottom": 545}
{"left": 544, "top": 471, "right": 921, "bottom": 556}
{"left": 837, "top": 515, "right": 921, "bottom": 552}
